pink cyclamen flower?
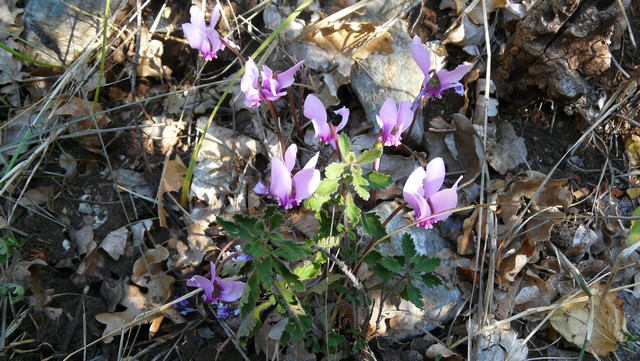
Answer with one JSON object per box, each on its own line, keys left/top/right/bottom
{"left": 403, "top": 157, "right": 462, "bottom": 228}
{"left": 253, "top": 144, "right": 320, "bottom": 209}
{"left": 240, "top": 58, "right": 304, "bottom": 107}
{"left": 304, "top": 94, "right": 349, "bottom": 149}
{"left": 186, "top": 261, "right": 245, "bottom": 303}
{"left": 411, "top": 35, "right": 472, "bottom": 99}
{"left": 182, "top": 5, "right": 225, "bottom": 60}
{"left": 376, "top": 98, "right": 414, "bottom": 146}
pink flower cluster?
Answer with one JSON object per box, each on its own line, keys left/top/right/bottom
{"left": 241, "top": 58, "right": 304, "bottom": 107}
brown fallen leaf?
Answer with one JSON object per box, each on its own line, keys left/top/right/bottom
{"left": 56, "top": 97, "right": 111, "bottom": 153}
{"left": 158, "top": 157, "right": 187, "bottom": 228}
{"left": 550, "top": 283, "right": 628, "bottom": 356}
{"left": 303, "top": 21, "right": 393, "bottom": 62}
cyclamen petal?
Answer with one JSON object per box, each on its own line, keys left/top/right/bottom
{"left": 284, "top": 144, "right": 298, "bottom": 173}
{"left": 270, "top": 157, "right": 293, "bottom": 207}
{"left": 218, "top": 281, "right": 246, "bottom": 302}
{"left": 334, "top": 107, "right": 350, "bottom": 132}
{"left": 254, "top": 144, "right": 320, "bottom": 209}
{"left": 411, "top": 35, "right": 472, "bottom": 99}
{"left": 241, "top": 59, "right": 303, "bottom": 106}
{"left": 292, "top": 168, "right": 320, "bottom": 204}
{"left": 411, "top": 35, "right": 431, "bottom": 81}
{"left": 428, "top": 176, "right": 462, "bottom": 223}
{"left": 186, "top": 262, "right": 246, "bottom": 304}
{"left": 304, "top": 94, "right": 349, "bottom": 148}
{"left": 377, "top": 98, "right": 415, "bottom": 147}
{"left": 305, "top": 94, "right": 330, "bottom": 141}
{"left": 276, "top": 61, "right": 304, "bottom": 90}
{"left": 182, "top": 5, "right": 225, "bottom": 60}
{"left": 422, "top": 157, "right": 445, "bottom": 198}
{"left": 403, "top": 157, "right": 461, "bottom": 228}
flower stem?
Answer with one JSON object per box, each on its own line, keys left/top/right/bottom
{"left": 405, "top": 95, "right": 426, "bottom": 144}
{"left": 288, "top": 91, "right": 301, "bottom": 138}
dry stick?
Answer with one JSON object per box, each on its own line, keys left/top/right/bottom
{"left": 477, "top": 2, "right": 495, "bottom": 358}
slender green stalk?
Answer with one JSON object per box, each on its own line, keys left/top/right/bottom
{"left": 0, "top": 42, "right": 61, "bottom": 69}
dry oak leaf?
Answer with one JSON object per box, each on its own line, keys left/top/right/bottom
{"left": 550, "top": 283, "right": 627, "bottom": 356}
{"left": 303, "top": 21, "right": 393, "bottom": 62}
{"left": 157, "top": 157, "right": 187, "bottom": 228}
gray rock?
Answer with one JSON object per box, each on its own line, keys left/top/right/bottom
{"left": 367, "top": 201, "right": 464, "bottom": 339}
{"left": 22, "top": 0, "right": 124, "bottom": 65}
{"left": 351, "top": 31, "right": 424, "bottom": 145}
{"left": 371, "top": 201, "right": 448, "bottom": 257}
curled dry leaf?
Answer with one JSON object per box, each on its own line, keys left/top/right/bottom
{"left": 550, "top": 283, "right": 628, "bottom": 356}
{"left": 497, "top": 238, "right": 537, "bottom": 286}
{"left": 303, "top": 21, "right": 393, "bottom": 62}
{"left": 483, "top": 119, "right": 527, "bottom": 175}
{"left": 111, "top": 169, "right": 154, "bottom": 199}
{"left": 497, "top": 170, "right": 571, "bottom": 243}
{"left": 96, "top": 247, "right": 182, "bottom": 343}
{"left": 191, "top": 119, "right": 265, "bottom": 214}
{"left": 157, "top": 157, "right": 187, "bottom": 228}
{"left": 99, "top": 226, "right": 130, "bottom": 261}
{"left": 168, "top": 222, "right": 213, "bottom": 270}
{"left": 477, "top": 323, "right": 528, "bottom": 361}
{"left": 56, "top": 97, "right": 111, "bottom": 154}
{"left": 17, "top": 185, "right": 54, "bottom": 207}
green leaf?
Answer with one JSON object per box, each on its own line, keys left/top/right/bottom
{"left": 370, "top": 263, "right": 394, "bottom": 283}
{"left": 404, "top": 282, "right": 424, "bottom": 308}
{"left": 360, "top": 212, "right": 387, "bottom": 239}
{"left": 357, "top": 149, "right": 382, "bottom": 165}
{"left": 380, "top": 256, "right": 404, "bottom": 273}
{"left": 364, "top": 171, "right": 393, "bottom": 190}
{"left": 293, "top": 252, "right": 326, "bottom": 280}
{"left": 272, "top": 239, "right": 311, "bottom": 261}
{"left": 317, "top": 236, "right": 340, "bottom": 248}
{"left": 256, "top": 260, "right": 275, "bottom": 285}
{"left": 240, "top": 272, "right": 261, "bottom": 315}
{"left": 264, "top": 205, "right": 285, "bottom": 230}
{"left": 325, "top": 162, "right": 348, "bottom": 179}
{"left": 305, "top": 194, "right": 330, "bottom": 211}
{"left": 419, "top": 273, "right": 441, "bottom": 288}
{"left": 412, "top": 256, "right": 441, "bottom": 274}
{"left": 628, "top": 206, "right": 640, "bottom": 244}
{"left": 217, "top": 216, "right": 261, "bottom": 241}
{"left": 338, "top": 133, "right": 352, "bottom": 160}
{"left": 244, "top": 241, "right": 267, "bottom": 258}
{"left": 344, "top": 193, "right": 361, "bottom": 226}
{"left": 271, "top": 257, "right": 305, "bottom": 292}
{"left": 363, "top": 250, "right": 382, "bottom": 265}
{"left": 307, "top": 273, "right": 343, "bottom": 294}
{"left": 316, "top": 177, "right": 340, "bottom": 197}
{"left": 401, "top": 233, "right": 415, "bottom": 264}
{"left": 237, "top": 298, "right": 275, "bottom": 339}
{"left": 351, "top": 167, "right": 370, "bottom": 200}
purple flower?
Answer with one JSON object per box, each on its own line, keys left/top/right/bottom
{"left": 182, "top": 5, "right": 225, "bottom": 60}
{"left": 253, "top": 144, "right": 320, "bottom": 209}
{"left": 216, "top": 303, "right": 240, "bottom": 320}
{"left": 186, "top": 261, "right": 245, "bottom": 303}
{"left": 240, "top": 58, "right": 262, "bottom": 107}
{"left": 240, "top": 58, "right": 303, "bottom": 107}
{"left": 411, "top": 35, "right": 472, "bottom": 99}
{"left": 403, "top": 158, "right": 462, "bottom": 228}
{"left": 233, "top": 245, "right": 252, "bottom": 261}
{"left": 304, "top": 94, "right": 349, "bottom": 149}
{"left": 376, "top": 98, "right": 414, "bottom": 147}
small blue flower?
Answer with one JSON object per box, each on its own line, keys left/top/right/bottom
{"left": 216, "top": 303, "right": 240, "bottom": 320}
